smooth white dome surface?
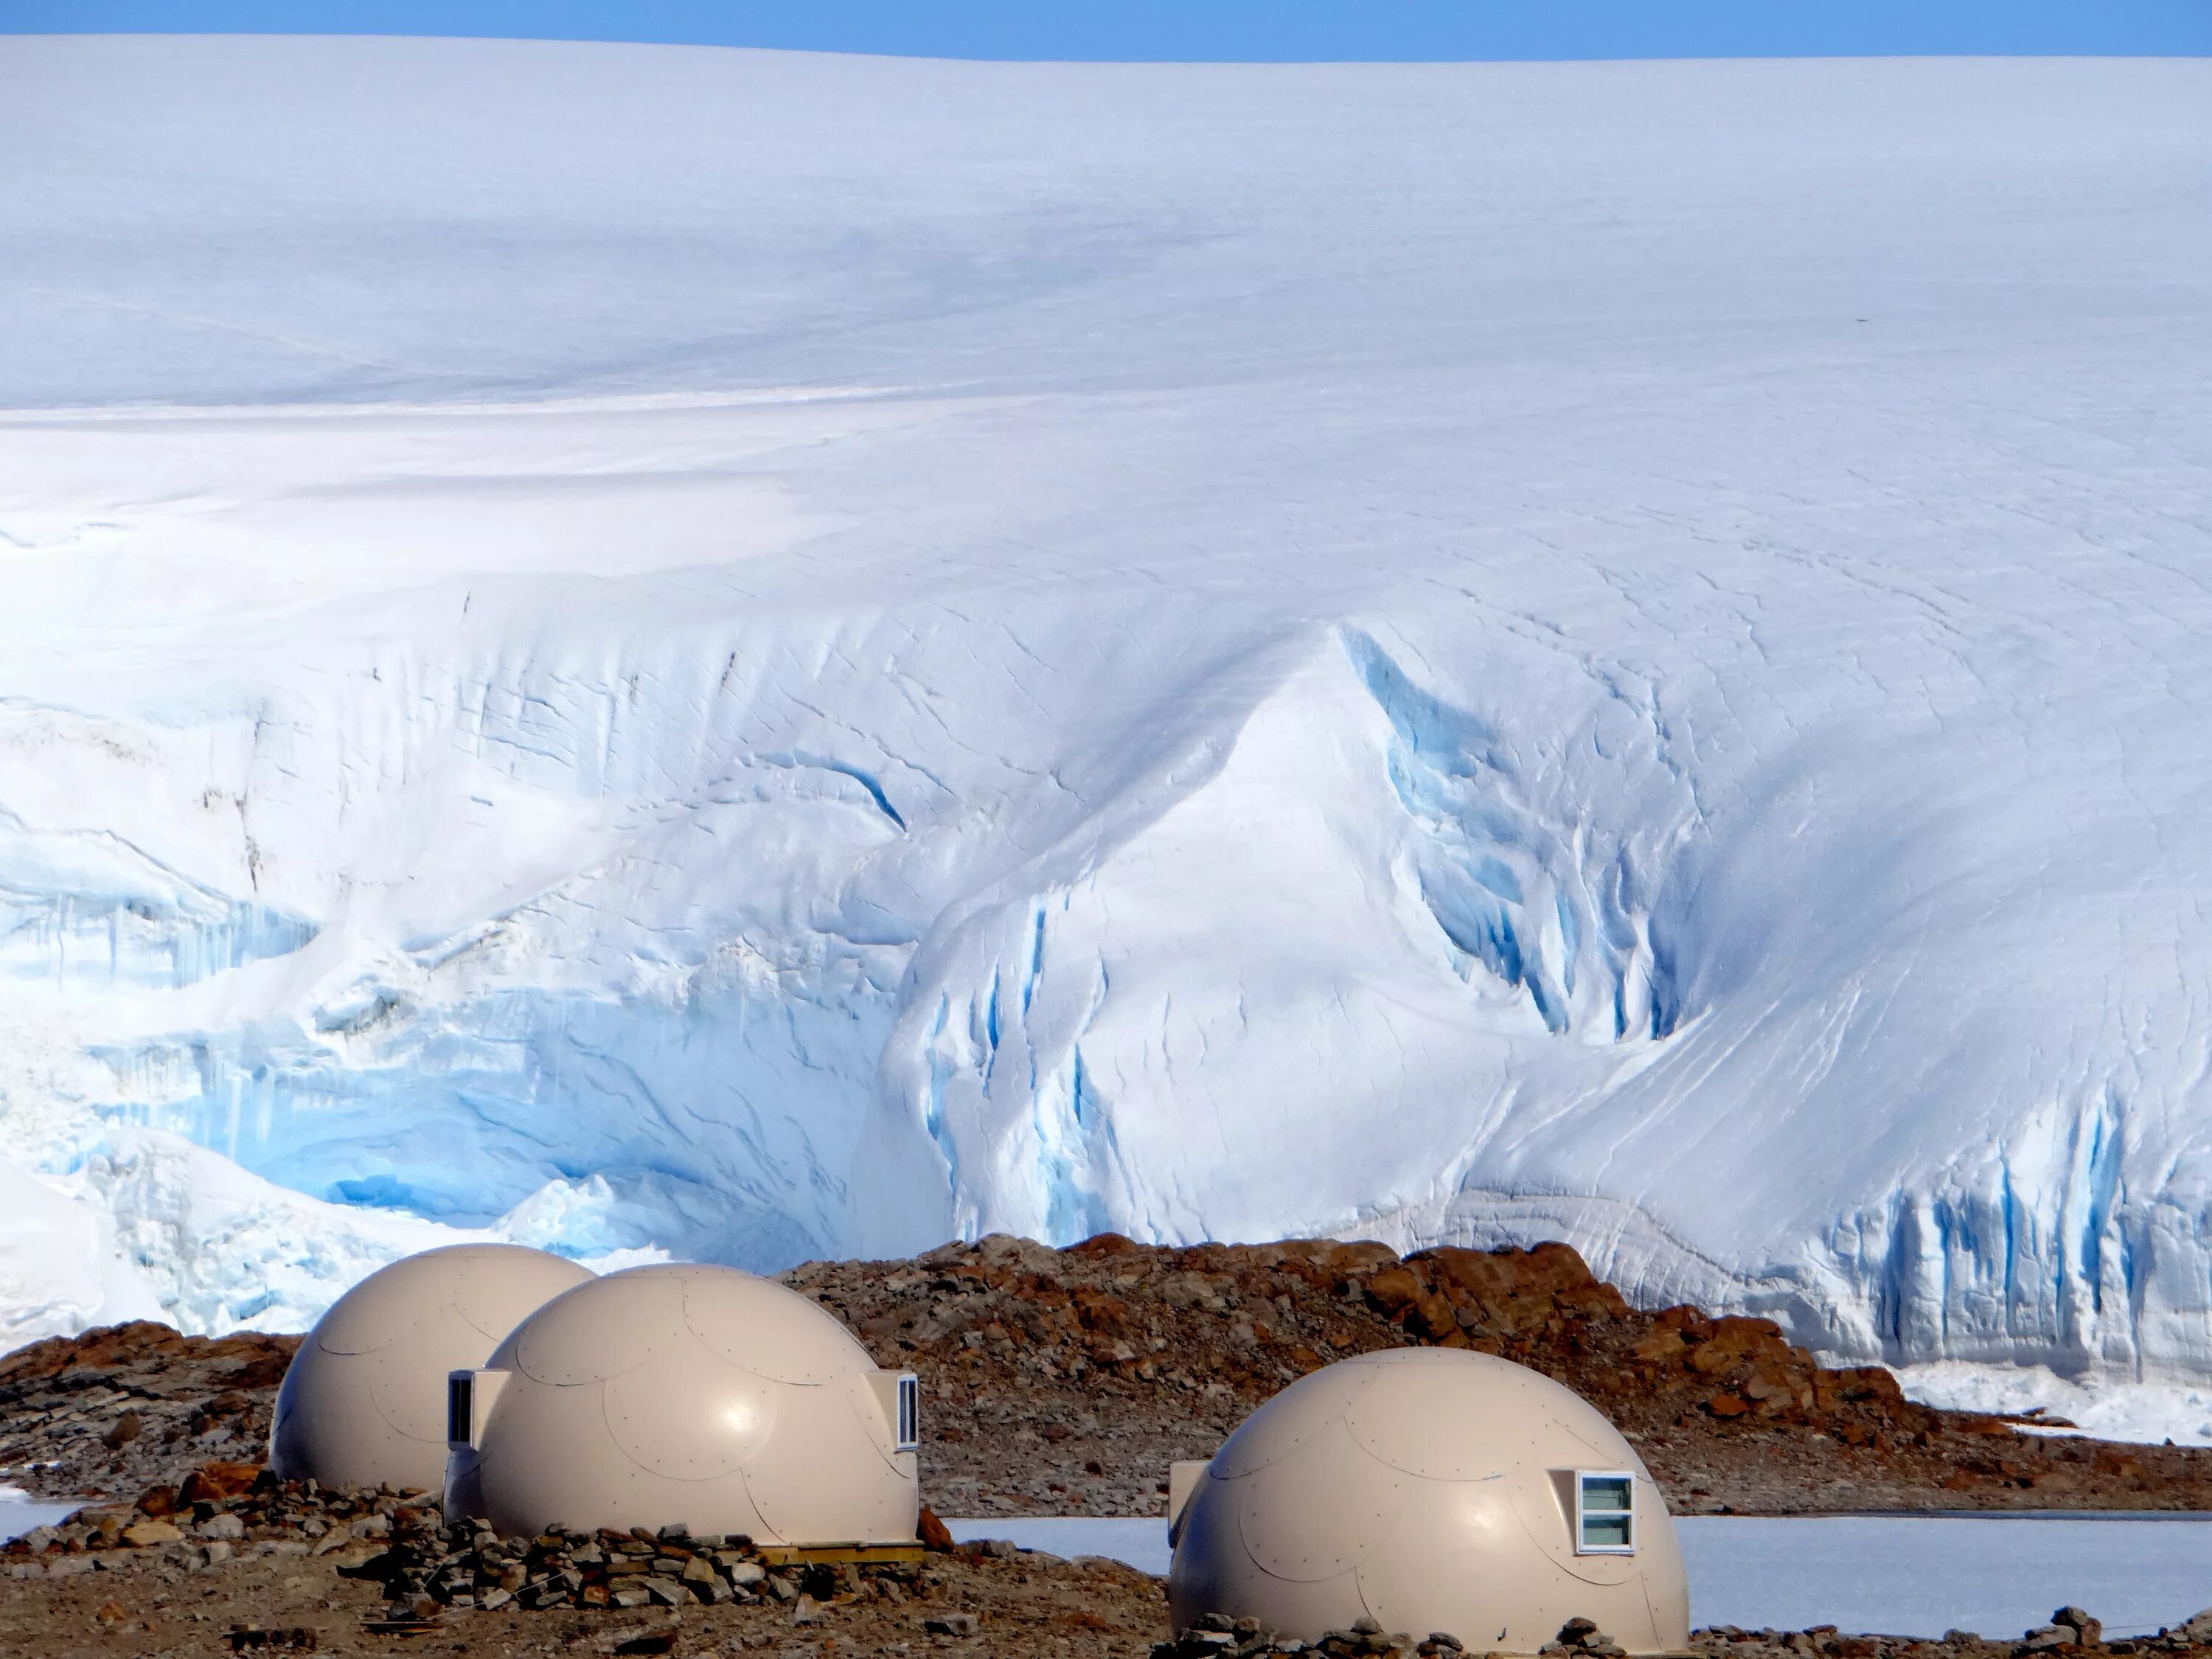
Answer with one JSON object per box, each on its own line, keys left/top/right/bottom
{"left": 268, "top": 1243, "right": 594, "bottom": 1493}
{"left": 445, "top": 1263, "right": 918, "bottom": 1544}
{"left": 1169, "top": 1349, "right": 1689, "bottom": 1652}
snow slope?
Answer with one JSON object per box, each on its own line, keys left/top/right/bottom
{"left": 4, "top": 39, "right": 2212, "bottom": 1396}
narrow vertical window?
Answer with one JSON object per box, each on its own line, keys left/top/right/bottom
{"left": 447, "top": 1372, "right": 474, "bottom": 1447}
{"left": 1575, "top": 1471, "right": 1635, "bottom": 1554}
{"left": 896, "top": 1373, "right": 919, "bottom": 1450}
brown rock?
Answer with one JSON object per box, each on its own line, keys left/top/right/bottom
{"left": 90, "top": 1509, "right": 131, "bottom": 1545}
{"left": 917, "top": 1504, "right": 955, "bottom": 1551}
{"left": 1071, "top": 1289, "right": 1131, "bottom": 1332}
{"left": 0, "top": 1320, "right": 188, "bottom": 1385}
{"left": 1405, "top": 1291, "right": 1461, "bottom": 1343}
{"left": 1363, "top": 1266, "right": 1422, "bottom": 1313}
{"left": 1687, "top": 1317, "right": 1791, "bottom": 1376}
{"left": 1306, "top": 1239, "right": 1399, "bottom": 1276}
{"left": 2053, "top": 1607, "right": 2102, "bottom": 1646}
{"left": 330, "top": 1544, "right": 390, "bottom": 1574}
{"left": 180, "top": 1461, "right": 264, "bottom": 1503}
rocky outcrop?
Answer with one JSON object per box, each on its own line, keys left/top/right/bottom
{"left": 4, "top": 1234, "right": 2205, "bottom": 1517}
{"left": 787, "top": 1233, "right": 2212, "bottom": 1514}
{"left": 0, "top": 1324, "right": 297, "bottom": 1500}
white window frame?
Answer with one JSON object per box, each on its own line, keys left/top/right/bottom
{"left": 895, "top": 1373, "right": 920, "bottom": 1451}
{"left": 1573, "top": 1470, "right": 1637, "bottom": 1556}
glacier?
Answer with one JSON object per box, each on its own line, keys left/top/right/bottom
{"left": 4, "top": 38, "right": 2212, "bottom": 1412}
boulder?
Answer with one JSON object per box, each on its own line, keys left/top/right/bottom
{"left": 2175, "top": 1611, "right": 2212, "bottom": 1646}
{"left": 2053, "top": 1608, "right": 2102, "bottom": 1646}
{"left": 180, "top": 1463, "right": 264, "bottom": 1504}
{"left": 918, "top": 1504, "right": 955, "bottom": 1550}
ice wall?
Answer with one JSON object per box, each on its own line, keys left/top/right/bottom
{"left": 3, "top": 39, "right": 2212, "bottom": 1386}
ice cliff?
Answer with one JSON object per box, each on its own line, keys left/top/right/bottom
{"left": 4, "top": 38, "right": 2212, "bottom": 1395}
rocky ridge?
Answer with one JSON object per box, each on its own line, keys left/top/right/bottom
{"left": 789, "top": 1234, "right": 2212, "bottom": 1514}
{"left": 0, "top": 1322, "right": 297, "bottom": 1501}
{"left": 6, "top": 1235, "right": 2209, "bottom": 1515}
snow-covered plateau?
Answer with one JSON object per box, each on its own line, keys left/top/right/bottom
{"left": 4, "top": 38, "right": 2212, "bottom": 1427}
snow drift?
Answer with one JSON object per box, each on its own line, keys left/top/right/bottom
{"left": 4, "top": 38, "right": 2212, "bottom": 1400}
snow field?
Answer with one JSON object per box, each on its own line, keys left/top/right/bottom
{"left": 2, "top": 40, "right": 2211, "bottom": 1420}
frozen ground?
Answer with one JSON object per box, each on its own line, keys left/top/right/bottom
{"left": 947, "top": 1516, "right": 2212, "bottom": 1638}
{"left": 4, "top": 38, "right": 2212, "bottom": 1416}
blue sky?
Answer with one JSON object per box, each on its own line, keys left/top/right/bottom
{"left": 6, "top": 1, "right": 2209, "bottom": 60}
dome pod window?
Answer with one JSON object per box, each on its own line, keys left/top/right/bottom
{"left": 1574, "top": 1471, "right": 1636, "bottom": 1554}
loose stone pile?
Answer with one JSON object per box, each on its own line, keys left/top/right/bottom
{"left": 1155, "top": 1612, "right": 2212, "bottom": 1659}
{"left": 1696, "top": 1607, "right": 2212, "bottom": 1659}
{"left": 0, "top": 1458, "right": 936, "bottom": 1624}
{"left": 1153, "top": 1612, "right": 1484, "bottom": 1659}
{"left": 2129, "top": 1610, "right": 2212, "bottom": 1652}
{"left": 1, "top": 1462, "right": 421, "bottom": 1577}
{"left": 1545, "top": 1617, "right": 1628, "bottom": 1658}
{"left": 356, "top": 1512, "right": 920, "bottom": 1619}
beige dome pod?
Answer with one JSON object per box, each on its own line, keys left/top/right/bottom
{"left": 444, "top": 1263, "right": 920, "bottom": 1549}
{"left": 1167, "top": 1349, "right": 1689, "bottom": 1653}
{"left": 269, "top": 1243, "right": 595, "bottom": 1493}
